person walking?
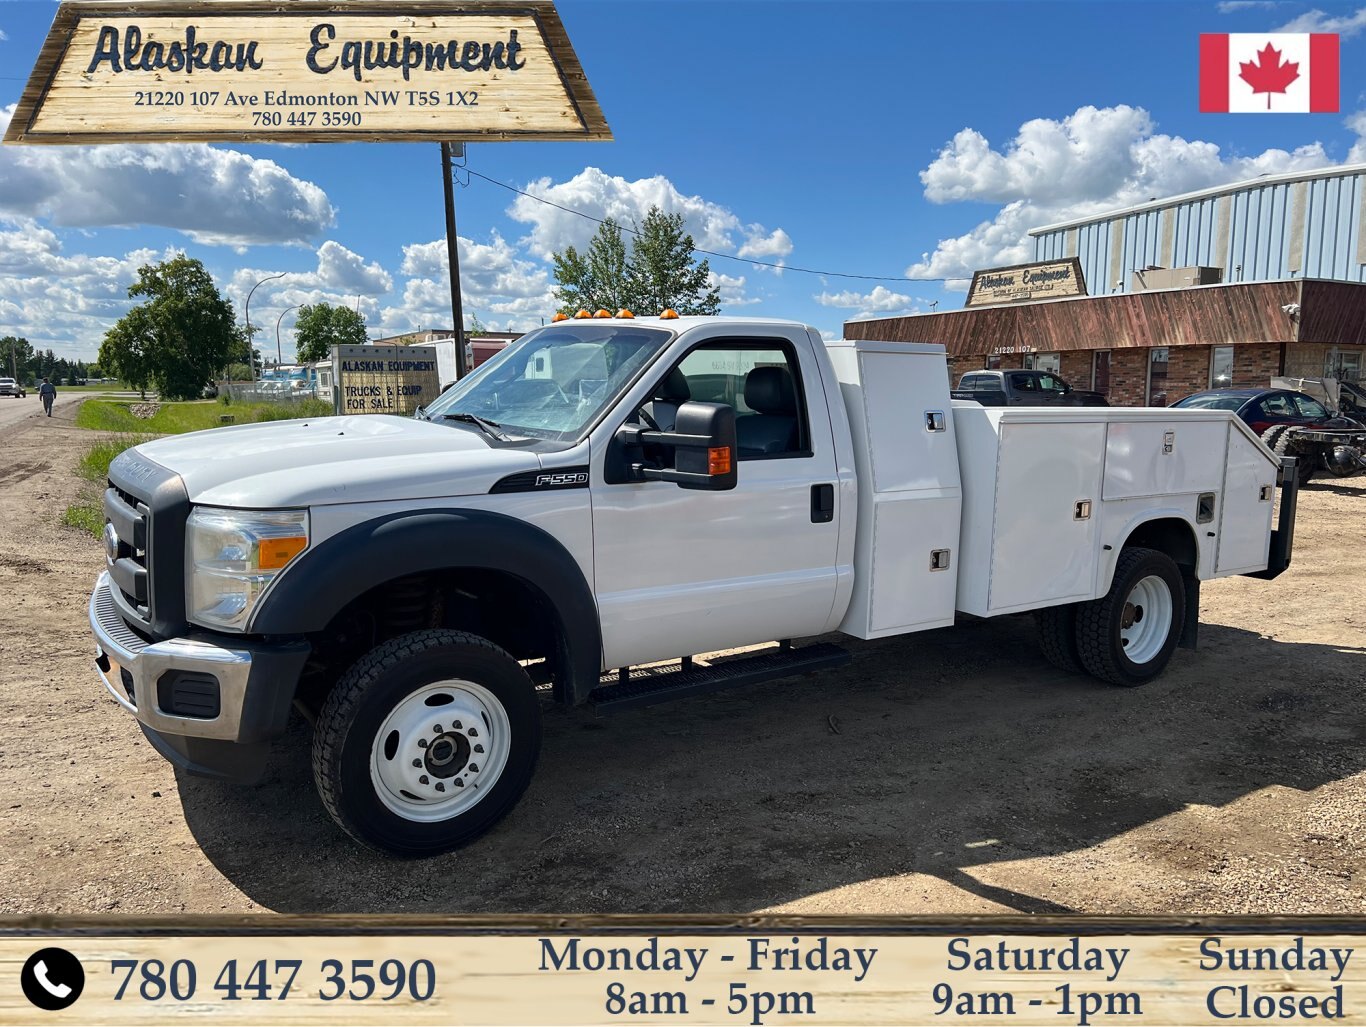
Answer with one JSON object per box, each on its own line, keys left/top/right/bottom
{"left": 38, "top": 377, "right": 56, "bottom": 417}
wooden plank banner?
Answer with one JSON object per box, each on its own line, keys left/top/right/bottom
{"left": 3, "top": 1, "right": 612, "bottom": 144}
{"left": 0, "top": 916, "right": 1363, "bottom": 1025}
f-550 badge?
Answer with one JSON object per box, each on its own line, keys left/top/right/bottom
{"left": 536, "top": 472, "right": 589, "bottom": 487}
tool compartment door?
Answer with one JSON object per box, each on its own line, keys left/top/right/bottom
{"left": 1216, "top": 421, "right": 1278, "bottom": 574}
{"left": 988, "top": 420, "right": 1105, "bottom": 613}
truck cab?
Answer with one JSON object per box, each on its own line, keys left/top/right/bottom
{"left": 952, "top": 369, "right": 1107, "bottom": 407}
{"left": 90, "top": 315, "right": 1295, "bottom": 856}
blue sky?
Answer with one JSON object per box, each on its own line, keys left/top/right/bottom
{"left": 3, "top": 0, "right": 1366, "bottom": 362}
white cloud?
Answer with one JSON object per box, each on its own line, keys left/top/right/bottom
{"left": 0, "top": 221, "right": 170, "bottom": 358}
{"left": 316, "top": 240, "right": 393, "bottom": 295}
{"left": 909, "top": 104, "right": 1334, "bottom": 280}
{"left": 382, "top": 231, "right": 555, "bottom": 334}
{"left": 1218, "top": 1, "right": 1282, "bottom": 11}
{"left": 0, "top": 105, "right": 335, "bottom": 247}
{"left": 737, "top": 224, "right": 793, "bottom": 262}
{"left": 1275, "top": 6, "right": 1366, "bottom": 36}
{"left": 0, "top": 29, "right": 9, "bottom": 41}
{"left": 707, "top": 271, "right": 761, "bottom": 308}
{"left": 504, "top": 167, "right": 792, "bottom": 272}
{"left": 815, "top": 284, "right": 922, "bottom": 321}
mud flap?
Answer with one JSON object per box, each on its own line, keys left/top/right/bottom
{"left": 1178, "top": 575, "right": 1200, "bottom": 651}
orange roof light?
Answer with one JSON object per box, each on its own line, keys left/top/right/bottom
{"left": 616, "top": 309, "right": 635, "bottom": 319}
{"left": 551, "top": 312, "right": 569, "bottom": 323}
{"left": 573, "top": 309, "right": 592, "bottom": 319}
{"left": 593, "top": 308, "right": 612, "bottom": 318}
{"left": 660, "top": 309, "right": 680, "bottom": 320}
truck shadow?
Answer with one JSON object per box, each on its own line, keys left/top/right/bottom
{"left": 176, "top": 617, "right": 1365, "bottom": 914}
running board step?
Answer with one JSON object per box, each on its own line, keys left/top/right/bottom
{"left": 588, "top": 643, "right": 851, "bottom": 714}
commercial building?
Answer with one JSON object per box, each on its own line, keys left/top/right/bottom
{"left": 847, "top": 164, "right": 1366, "bottom": 405}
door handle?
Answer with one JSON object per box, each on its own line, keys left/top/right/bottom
{"left": 811, "top": 483, "right": 834, "bottom": 523}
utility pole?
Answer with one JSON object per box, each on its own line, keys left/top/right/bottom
{"left": 440, "top": 141, "right": 470, "bottom": 380}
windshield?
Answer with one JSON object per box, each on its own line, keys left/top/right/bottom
{"left": 1172, "top": 394, "right": 1247, "bottom": 411}
{"left": 423, "top": 323, "right": 673, "bottom": 440}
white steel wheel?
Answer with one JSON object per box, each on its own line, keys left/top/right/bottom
{"left": 369, "top": 681, "right": 512, "bottom": 822}
{"left": 312, "top": 629, "right": 541, "bottom": 857}
{"left": 1118, "top": 575, "right": 1173, "bottom": 665}
{"left": 1076, "top": 547, "right": 1186, "bottom": 687}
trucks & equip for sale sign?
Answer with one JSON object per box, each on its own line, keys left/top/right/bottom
{"left": 334, "top": 345, "right": 440, "bottom": 416}
{"left": 3, "top": 0, "right": 611, "bottom": 144}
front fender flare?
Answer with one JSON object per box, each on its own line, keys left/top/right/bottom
{"left": 249, "top": 509, "right": 602, "bottom": 704}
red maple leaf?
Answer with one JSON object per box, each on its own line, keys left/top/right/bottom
{"left": 1239, "top": 42, "right": 1300, "bottom": 109}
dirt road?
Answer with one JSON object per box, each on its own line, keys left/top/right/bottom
{"left": 0, "top": 405, "right": 1361, "bottom": 916}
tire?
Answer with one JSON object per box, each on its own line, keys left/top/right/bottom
{"left": 1076, "top": 547, "right": 1185, "bottom": 687}
{"left": 1259, "top": 424, "right": 1290, "bottom": 450}
{"left": 1273, "top": 428, "right": 1315, "bottom": 486}
{"left": 312, "top": 629, "right": 541, "bottom": 857}
{"left": 1034, "top": 603, "right": 1083, "bottom": 673}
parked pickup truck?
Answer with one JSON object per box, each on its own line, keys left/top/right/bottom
{"left": 952, "top": 369, "right": 1108, "bottom": 406}
{"left": 89, "top": 315, "right": 1297, "bottom": 855}
{"left": 0, "top": 377, "right": 26, "bottom": 398}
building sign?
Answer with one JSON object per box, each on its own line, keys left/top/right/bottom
{"left": 966, "top": 258, "right": 1087, "bottom": 308}
{"left": 4, "top": 1, "right": 610, "bottom": 144}
{"left": 334, "top": 345, "right": 440, "bottom": 416}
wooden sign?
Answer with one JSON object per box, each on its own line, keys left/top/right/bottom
{"left": 4, "top": 1, "right": 611, "bottom": 144}
{"left": 334, "top": 344, "right": 440, "bottom": 416}
{"left": 966, "top": 258, "right": 1087, "bottom": 308}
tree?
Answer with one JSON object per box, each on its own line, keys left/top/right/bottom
{"left": 552, "top": 217, "right": 631, "bottom": 314}
{"left": 550, "top": 207, "right": 719, "bottom": 317}
{"left": 626, "top": 208, "right": 720, "bottom": 316}
{"left": 293, "top": 302, "right": 368, "bottom": 364}
{"left": 100, "top": 254, "right": 236, "bottom": 400}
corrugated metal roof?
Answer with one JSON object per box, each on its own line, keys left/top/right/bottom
{"left": 1028, "top": 162, "right": 1366, "bottom": 236}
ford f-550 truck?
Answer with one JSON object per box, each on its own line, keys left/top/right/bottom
{"left": 90, "top": 315, "right": 1297, "bottom": 855}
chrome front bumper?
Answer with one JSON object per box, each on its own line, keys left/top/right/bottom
{"left": 90, "top": 572, "right": 257, "bottom": 740}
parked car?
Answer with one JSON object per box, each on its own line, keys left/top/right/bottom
{"left": 952, "top": 369, "right": 1108, "bottom": 407}
{"left": 0, "top": 377, "right": 26, "bottom": 398}
{"left": 1170, "top": 388, "right": 1365, "bottom": 434}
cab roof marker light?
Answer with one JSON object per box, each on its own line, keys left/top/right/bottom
{"left": 616, "top": 309, "right": 635, "bottom": 319}
{"left": 593, "top": 309, "right": 612, "bottom": 318}
{"left": 573, "top": 309, "right": 592, "bottom": 319}
{"left": 551, "top": 312, "right": 570, "bottom": 323}
{"left": 660, "top": 309, "right": 680, "bottom": 320}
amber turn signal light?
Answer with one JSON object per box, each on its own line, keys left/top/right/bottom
{"left": 258, "top": 536, "right": 307, "bottom": 570}
{"left": 708, "top": 447, "right": 732, "bottom": 476}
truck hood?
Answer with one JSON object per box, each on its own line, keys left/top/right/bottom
{"left": 133, "top": 415, "right": 543, "bottom": 507}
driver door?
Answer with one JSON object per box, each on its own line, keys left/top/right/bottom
{"left": 589, "top": 332, "right": 842, "bottom": 670}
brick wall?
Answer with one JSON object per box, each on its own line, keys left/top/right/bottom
{"left": 1108, "top": 348, "right": 1149, "bottom": 406}
{"left": 1232, "top": 343, "right": 1282, "bottom": 388}
{"left": 1059, "top": 350, "right": 1091, "bottom": 389}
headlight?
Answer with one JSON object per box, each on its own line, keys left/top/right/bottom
{"left": 186, "top": 507, "right": 308, "bottom": 631}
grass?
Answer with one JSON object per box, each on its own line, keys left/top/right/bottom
{"left": 64, "top": 398, "right": 335, "bottom": 538}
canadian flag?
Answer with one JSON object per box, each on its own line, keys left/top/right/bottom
{"left": 1200, "top": 33, "right": 1339, "bottom": 113}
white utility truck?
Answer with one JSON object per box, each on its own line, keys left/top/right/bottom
{"left": 89, "top": 316, "right": 1297, "bottom": 855}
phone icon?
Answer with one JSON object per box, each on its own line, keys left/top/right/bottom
{"left": 34, "top": 961, "right": 73, "bottom": 999}
{"left": 20, "top": 947, "right": 84, "bottom": 1010}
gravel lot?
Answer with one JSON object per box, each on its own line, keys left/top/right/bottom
{"left": 0, "top": 401, "right": 1361, "bottom": 916}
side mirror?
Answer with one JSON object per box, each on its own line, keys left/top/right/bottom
{"left": 618, "top": 401, "right": 738, "bottom": 491}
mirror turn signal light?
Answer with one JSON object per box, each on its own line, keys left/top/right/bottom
{"left": 573, "top": 309, "right": 592, "bottom": 319}
{"left": 616, "top": 309, "right": 635, "bottom": 318}
{"left": 551, "top": 312, "right": 569, "bottom": 322}
{"left": 659, "top": 309, "right": 679, "bottom": 319}
{"left": 593, "top": 309, "right": 612, "bottom": 318}
{"left": 708, "top": 447, "right": 732, "bottom": 476}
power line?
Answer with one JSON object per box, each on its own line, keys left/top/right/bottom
{"left": 463, "top": 167, "right": 952, "bottom": 284}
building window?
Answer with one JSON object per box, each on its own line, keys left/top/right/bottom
{"left": 1210, "top": 346, "right": 1235, "bottom": 388}
{"left": 1092, "top": 351, "right": 1111, "bottom": 394}
{"left": 985, "top": 354, "right": 1002, "bottom": 369}
{"left": 1147, "top": 347, "right": 1170, "bottom": 406}
{"left": 1034, "top": 352, "right": 1061, "bottom": 374}
{"left": 1326, "top": 347, "right": 1363, "bottom": 383}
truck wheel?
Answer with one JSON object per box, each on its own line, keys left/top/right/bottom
{"left": 1034, "top": 603, "right": 1082, "bottom": 673}
{"left": 311, "top": 629, "right": 541, "bottom": 857}
{"left": 1259, "top": 425, "right": 1289, "bottom": 450}
{"left": 1076, "top": 547, "right": 1185, "bottom": 687}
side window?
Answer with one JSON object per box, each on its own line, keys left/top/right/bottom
{"left": 1010, "top": 373, "right": 1036, "bottom": 392}
{"left": 1259, "top": 393, "right": 1294, "bottom": 417}
{"left": 1036, "top": 374, "right": 1063, "bottom": 392}
{"left": 650, "top": 341, "right": 809, "bottom": 460}
{"left": 1293, "top": 395, "right": 1328, "bottom": 418}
